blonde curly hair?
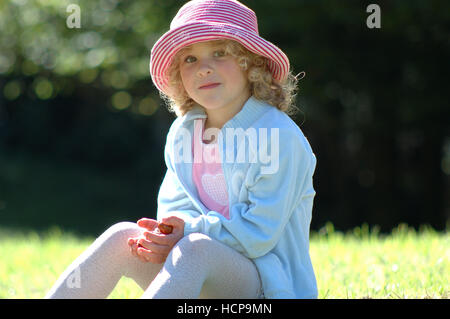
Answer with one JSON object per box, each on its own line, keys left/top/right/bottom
{"left": 161, "top": 39, "right": 299, "bottom": 117}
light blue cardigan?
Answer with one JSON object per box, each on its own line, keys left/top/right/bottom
{"left": 156, "top": 96, "right": 318, "bottom": 298}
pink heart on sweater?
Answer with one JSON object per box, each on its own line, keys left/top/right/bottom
{"left": 201, "top": 173, "right": 229, "bottom": 206}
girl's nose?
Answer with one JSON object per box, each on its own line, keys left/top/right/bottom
{"left": 196, "top": 61, "right": 214, "bottom": 77}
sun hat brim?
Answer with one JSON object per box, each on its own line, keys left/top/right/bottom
{"left": 150, "top": 21, "right": 290, "bottom": 95}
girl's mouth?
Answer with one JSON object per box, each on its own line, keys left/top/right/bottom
{"left": 199, "top": 83, "right": 221, "bottom": 89}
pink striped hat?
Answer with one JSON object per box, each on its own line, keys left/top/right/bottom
{"left": 150, "top": 0, "right": 290, "bottom": 95}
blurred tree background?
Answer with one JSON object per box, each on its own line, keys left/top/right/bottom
{"left": 0, "top": 0, "right": 449, "bottom": 236}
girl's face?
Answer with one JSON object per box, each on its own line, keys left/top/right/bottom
{"left": 179, "top": 41, "right": 250, "bottom": 115}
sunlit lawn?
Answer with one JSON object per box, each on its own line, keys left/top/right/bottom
{"left": 0, "top": 224, "right": 448, "bottom": 299}
{"left": 310, "top": 223, "right": 448, "bottom": 298}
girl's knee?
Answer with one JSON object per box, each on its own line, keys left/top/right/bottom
{"left": 176, "top": 233, "right": 212, "bottom": 251}
{"left": 102, "top": 221, "right": 143, "bottom": 243}
{"left": 168, "top": 233, "right": 217, "bottom": 263}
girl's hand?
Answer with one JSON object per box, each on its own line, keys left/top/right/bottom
{"left": 127, "top": 218, "right": 158, "bottom": 262}
{"left": 128, "top": 216, "right": 185, "bottom": 264}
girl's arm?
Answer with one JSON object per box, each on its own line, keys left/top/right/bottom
{"left": 156, "top": 118, "right": 204, "bottom": 224}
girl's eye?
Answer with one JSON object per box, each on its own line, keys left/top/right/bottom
{"left": 184, "top": 56, "right": 197, "bottom": 63}
{"left": 213, "top": 50, "right": 226, "bottom": 57}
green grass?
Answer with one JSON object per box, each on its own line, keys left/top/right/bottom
{"left": 0, "top": 224, "right": 448, "bottom": 299}
{"left": 310, "top": 223, "right": 449, "bottom": 298}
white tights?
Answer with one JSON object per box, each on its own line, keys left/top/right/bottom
{"left": 45, "top": 222, "right": 262, "bottom": 299}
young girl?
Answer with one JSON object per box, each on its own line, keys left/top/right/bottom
{"left": 46, "top": 0, "right": 317, "bottom": 299}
